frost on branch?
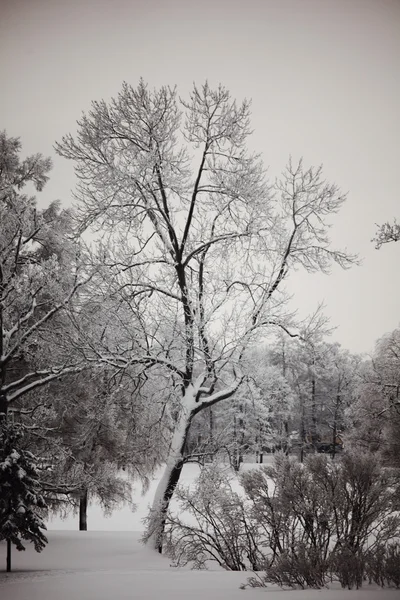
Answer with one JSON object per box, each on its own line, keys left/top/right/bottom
{"left": 373, "top": 220, "right": 400, "bottom": 249}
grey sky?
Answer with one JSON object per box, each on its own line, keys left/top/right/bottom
{"left": 1, "top": 0, "right": 399, "bottom": 354}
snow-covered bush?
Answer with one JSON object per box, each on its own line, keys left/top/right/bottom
{"left": 163, "top": 465, "right": 265, "bottom": 571}
{"left": 256, "top": 543, "right": 330, "bottom": 589}
{"left": 243, "top": 452, "right": 400, "bottom": 589}
{"left": 165, "top": 452, "right": 400, "bottom": 590}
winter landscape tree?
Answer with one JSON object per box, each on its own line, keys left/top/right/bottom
{"left": 56, "top": 80, "right": 358, "bottom": 551}
{"left": 0, "top": 419, "right": 47, "bottom": 572}
{"left": 349, "top": 328, "right": 400, "bottom": 468}
{"left": 37, "top": 366, "right": 165, "bottom": 530}
{"left": 0, "top": 131, "right": 92, "bottom": 417}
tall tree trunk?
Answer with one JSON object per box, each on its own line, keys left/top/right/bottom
{"left": 145, "top": 377, "right": 240, "bottom": 552}
{"left": 6, "top": 539, "right": 11, "bottom": 572}
{"left": 232, "top": 413, "right": 240, "bottom": 471}
{"left": 331, "top": 416, "right": 337, "bottom": 460}
{"left": 283, "top": 420, "right": 290, "bottom": 455}
{"left": 300, "top": 393, "right": 306, "bottom": 463}
{"left": 281, "top": 338, "right": 290, "bottom": 455}
{"left": 310, "top": 373, "right": 317, "bottom": 451}
{"left": 331, "top": 388, "right": 340, "bottom": 460}
{"left": 79, "top": 489, "right": 88, "bottom": 531}
{"left": 238, "top": 402, "right": 245, "bottom": 467}
{"left": 146, "top": 395, "right": 195, "bottom": 552}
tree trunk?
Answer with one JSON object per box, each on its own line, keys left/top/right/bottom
{"left": 282, "top": 420, "right": 290, "bottom": 455}
{"left": 146, "top": 394, "right": 195, "bottom": 552}
{"left": 310, "top": 373, "right": 317, "bottom": 451}
{"left": 331, "top": 392, "right": 340, "bottom": 460}
{"left": 300, "top": 394, "right": 306, "bottom": 463}
{"left": 232, "top": 413, "right": 240, "bottom": 471}
{"left": 79, "top": 489, "right": 88, "bottom": 531}
{"left": 238, "top": 402, "right": 245, "bottom": 467}
{"left": 145, "top": 377, "right": 239, "bottom": 552}
{"left": 6, "top": 539, "right": 11, "bottom": 572}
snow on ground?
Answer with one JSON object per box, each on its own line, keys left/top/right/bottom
{"left": 47, "top": 463, "right": 206, "bottom": 531}
{"left": 0, "top": 531, "right": 398, "bottom": 600}
{"left": 0, "top": 462, "right": 398, "bottom": 599}
{"left": 47, "top": 460, "right": 269, "bottom": 531}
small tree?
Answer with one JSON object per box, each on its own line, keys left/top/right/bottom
{"left": 0, "top": 420, "right": 47, "bottom": 572}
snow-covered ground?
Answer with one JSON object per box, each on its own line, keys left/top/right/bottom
{"left": 1, "top": 530, "right": 398, "bottom": 600}
{"left": 47, "top": 461, "right": 252, "bottom": 531}
{"left": 0, "top": 463, "right": 398, "bottom": 599}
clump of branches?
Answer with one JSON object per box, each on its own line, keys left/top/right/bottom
{"left": 163, "top": 466, "right": 265, "bottom": 571}
{"left": 163, "top": 452, "right": 400, "bottom": 590}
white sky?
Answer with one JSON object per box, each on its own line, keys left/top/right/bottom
{"left": 1, "top": 0, "right": 399, "bottom": 354}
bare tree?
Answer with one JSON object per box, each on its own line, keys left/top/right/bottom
{"left": 56, "top": 81, "right": 357, "bottom": 550}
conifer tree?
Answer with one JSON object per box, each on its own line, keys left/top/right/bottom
{"left": 0, "top": 420, "right": 48, "bottom": 572}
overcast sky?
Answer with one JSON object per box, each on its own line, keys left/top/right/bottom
{"left": 1, "top": 0, "right": 399, "bottom": 354}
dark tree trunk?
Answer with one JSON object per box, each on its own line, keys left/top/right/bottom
{"left": 283, "top": 420, "right": 290, "bottom": 455}
{"left": 0, "top": 394, "right": 8, "bottom": 420}
{"left": 232, "top": 414, "right": 240, "bottom": 471}
{"left": 79, "top": 489, "right": 88, "bottom": 531}
{"left": 6, "top": 539, "right": 11, "bottom": 572}
{"left": 238, "top": 402, "right": 245, "bottom": 467}
{"left": 281, "top": 340, "right": 290, "bottom": 456}
{"left": 156, "top": 460, "right": 184, "bottom": 553}
{"left": 149, "top": 410, "right": 194, "bottom": 553}
{"left": 300, "top": 394, "right": 306, "bottom": 463}
{"left": 331, "top": 391, "right": 340, "bottom": 460}
{"left": 310, "top": 374, "right": 317, "bottom": 451}
{"left": 331, "top": 420, "right": 337, "bottom": 459}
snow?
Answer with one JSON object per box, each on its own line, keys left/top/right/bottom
{"left": 1, "top": 531, "right": 398, "bottom": 600}
{"left": 0, "top": 463, "right": 398, "bottom": 599}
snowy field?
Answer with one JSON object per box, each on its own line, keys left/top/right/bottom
{"left": 49, "top": 461, "right": 265, "bottom": 531}
{"left": 1, "top": 530, "right": 398, "bottom": 600}
{"left": 0, "top": 463, "right": 398, "bottom": 599}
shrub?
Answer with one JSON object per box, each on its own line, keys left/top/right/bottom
{"left": 164, "top": 465, "right": 264, "bottom": 571}
{"left": 365, "top": 542, "right": 400, "bottom": 588}
{"left": 264, "top": 543, "right": 329, "bottom": 589}
{"left": 329, "top": 545, "right": 365, "bottom": 589}
{"left": 164, "top": 452, "right": 400, "bottom": 590}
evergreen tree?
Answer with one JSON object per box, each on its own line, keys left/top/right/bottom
{"left": 0, "top": 420, "right": 48, "bottom": 571}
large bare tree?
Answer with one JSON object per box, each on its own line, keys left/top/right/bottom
{"left": 56, "top": 81, "right": 357, "bottom": 550}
